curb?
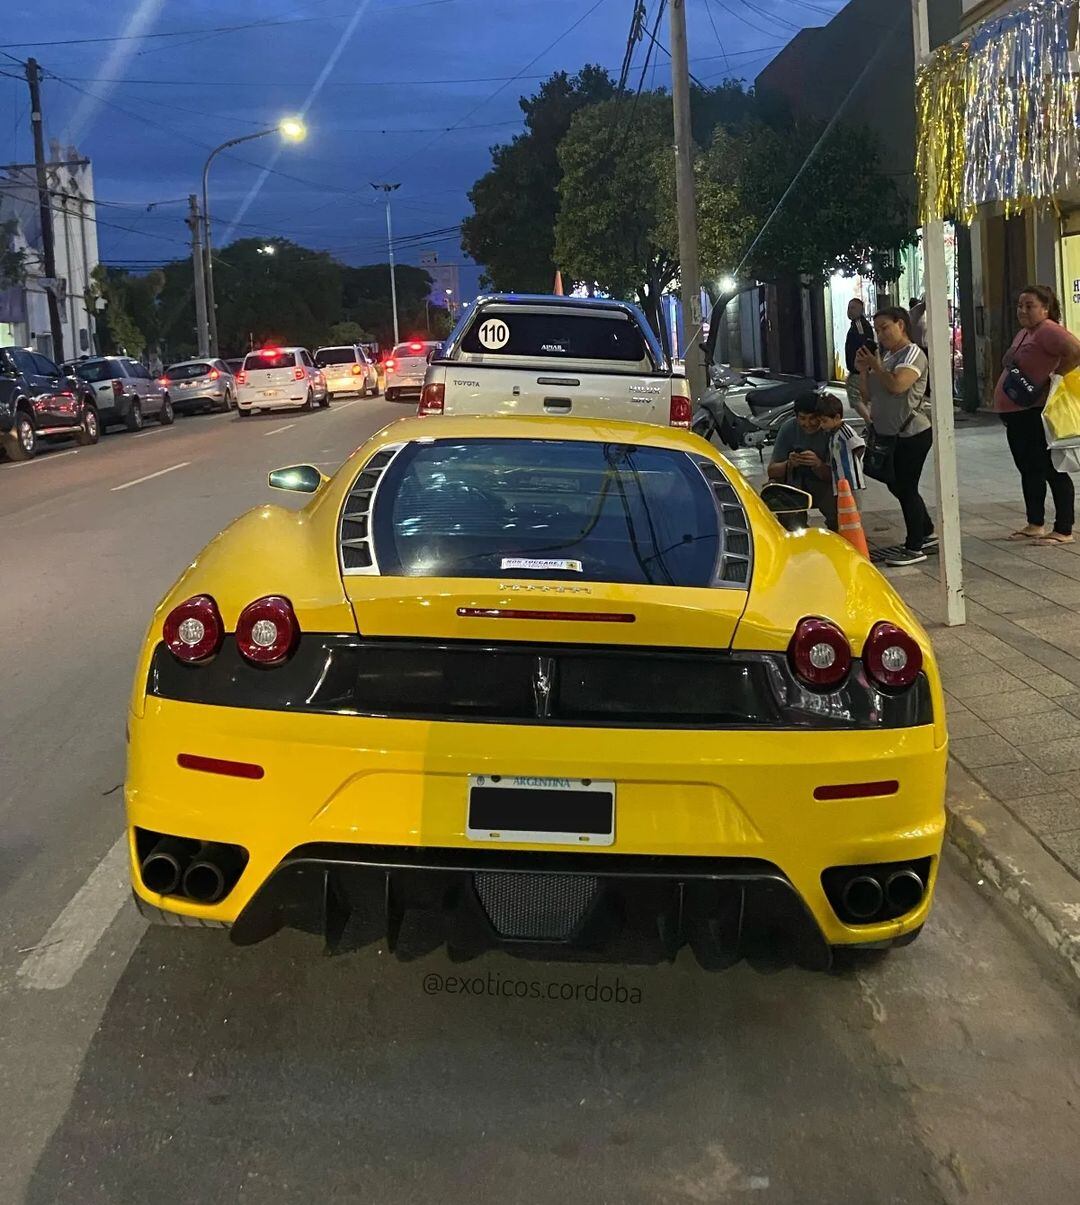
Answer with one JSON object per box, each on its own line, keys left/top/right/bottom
{"left": 945, "top": 760, "right": 1080, "bottom": 984}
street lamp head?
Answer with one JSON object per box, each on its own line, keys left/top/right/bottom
{"left": 719, "top": 274, "right": 737, "bottom": 293}
{"left": 445, "top": 288, "right": 453, "bottom": 296}
{"left": 278, "top": 117, "right": 306, "bottom": 142}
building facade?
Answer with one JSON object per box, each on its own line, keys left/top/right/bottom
{"left": 0, "top": 143, "right": 100, "bottom": 360}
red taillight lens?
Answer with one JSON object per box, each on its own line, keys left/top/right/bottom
{"left": 293, "top": 367, "right": 305, "bottom": 381}
{"left": 863, "top": 621, "right": 923, "bottom": 689}
{"left": 409, "top": 342, "right": 423, "bottom": 352}
{"left": 208, "top": 369, "right": 219, "bottom": 380}
{"left": 235, "top": 595, "right": 299, "bottom": 665}
{"left": 418, "top": 383, "right": 445, "bottom": 415}
{"left": 788, "top": 617, "right": 851, "bottom": 689}
{"left": 112, "top": 379, "right": 124, "bottom": 398}
{"left": 236, "top": 371, "right": 247, "bottom": 385}
{"left": 669, "top": 395, "right": 692, "bottom": 428}
{"left": 163, "top": 595, "right": 224, "bottom": 664}
{"left": 351, "top": 363, "right": 362, "bottom": 375}
{"left": 158, "top": 377, "right": 169, "bottom": 386}
{"left": 385, "top": 358, "right": 396, "bottom": 371}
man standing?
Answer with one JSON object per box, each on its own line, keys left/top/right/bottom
{"left": 845, "top": 299, "right": 876, "bottom": 412}
{"left": 768, "top": 392, "right": 837, "bottom": 530}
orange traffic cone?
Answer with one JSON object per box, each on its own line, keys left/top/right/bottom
{"left": 553, "top": 270, "right": 564, "bottom": 296}
{"left": 836, "top": 478, "right": 869, "bottom": 558}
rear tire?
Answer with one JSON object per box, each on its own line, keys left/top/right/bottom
{"left": 237, "top": 406, "right": 251, "bottom": 418}
{"left": 7, "top": 410, "right": 37, "bottom": 460}
{"left": 220, "top": 388, "right": 233, "bottom": 412}
{"left": 159, "top": 396, "right": 174, "bottom": 425}
{"left": 302, "top": 389, "right": 314, "bottom": 411}
{"left": 125, "top": 399, "right": 143, "bottom": 432}
{"left": 319, "top": 389, "right": 330, "bottom": 409}
{"left": 75, "top": 407, "right": 100, "bottom": 446}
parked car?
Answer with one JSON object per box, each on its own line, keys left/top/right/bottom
{"left": 418, "top": 295, "right": 691, "bottom": 427}
{"left": 314, "top": 345, "right": 379, "bottom": 398}
{"left": 126, "top": 414, "right": 945, "bottom": 970}
{"left": 224, "top": 358, "right": 245, "bottom": 377}
{"left": 234, "top": 347, "right": 328, "bottom": 415}
{"left": 161, "top": 359, "right": 235, "bottom": 414}
{"left": 384, "top": 339, "right": 441, "bottom": 402}
{"left": 64, "top": 355, "right": 173, "bottom": 431}
{"left": 0, "top": 347, "right": 100, "bottom": 460}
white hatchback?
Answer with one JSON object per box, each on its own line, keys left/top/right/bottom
{"left": 235, "top": 347, "right": 328, "bottom": 415}
{"left": 384, "top": 340, "right": 441, "bottom": 402}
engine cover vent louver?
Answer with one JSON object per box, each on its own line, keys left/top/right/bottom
{"left": 338, "top": 445, "right": 404, "bottom": 575}
{"left": 696, "top": 460, "right": 753, "bottom": 588}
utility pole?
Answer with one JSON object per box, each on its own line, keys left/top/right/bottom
{"left": 186, "top": 195, "right": 210, "bottom": 357}
{"left": 25, "top": 58, "right": 64, "bottom": 362}
{"left": 372, "top": 183, "right": 400, "bottom": 345}
{"left": 912, "top": 0, "right": 964, "bottom": 625}
{"left": 669, "top": 0, "right": 704, "bottom": 403}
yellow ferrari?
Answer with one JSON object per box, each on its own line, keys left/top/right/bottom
{"left": 126, "top": 415, "right": 946, "bottom": 970}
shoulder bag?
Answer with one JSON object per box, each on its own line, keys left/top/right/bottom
{"left": 1001, "top": 333, "right": 1051, "bottom": 408}
{"left": 863, "top": 411, "right": 916, "bottom": 485}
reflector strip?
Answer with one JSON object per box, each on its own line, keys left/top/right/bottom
{"left": 813, "top": 780, "right": 898, "bottom": 801}
{"left": 457, "top": 608, "right": 636, "bottom": 623}
{"left": 177, "top": 753, "right": 265, "bottom": 780}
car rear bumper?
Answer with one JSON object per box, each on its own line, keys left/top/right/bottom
{"left": 236, "top": 392, "right": 308, "bottom": 410}
{"left": 126, "top": 698, "right": 947, "bottom": 961}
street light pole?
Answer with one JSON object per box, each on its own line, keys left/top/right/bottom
{"left": 372, "top": 183, "right": 401, "bottom": 345}
{"left": 186, "top": 194, "right": 210, "bottom": 357}
{"left": 669, "top": 0, "right": 705, "bottom": 402}
{"left": 200, "top": 118, "right": 306, "bottom": 356}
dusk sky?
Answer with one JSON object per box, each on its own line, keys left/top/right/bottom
{"left": 2, "top": 0, "right": 844, "bottom": 297}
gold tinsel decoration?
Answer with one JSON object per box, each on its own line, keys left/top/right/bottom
{"left": 916, "top": 0, "right": 1079, "bottom": 225}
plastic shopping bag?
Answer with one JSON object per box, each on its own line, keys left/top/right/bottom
{"left": 1043, "top": 369, "right": 1080, "bottom": 442}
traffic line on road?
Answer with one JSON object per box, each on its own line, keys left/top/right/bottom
{"left": 8, "top": 449, "right": 79, "bottom": 468}
{"left": 17, "top": 834, "right": 132, "bottom": 991}
{"left": 110, "top": 461, "right": 190, "bottom": 491}
{"left": 132, "top": 427, "right": 175, "bottom": 439}
{"left": 264, "top": 424, "right": 295, "bottom": 436}
{"left": 331, "top": 399, "right": 360, "bottom": 411}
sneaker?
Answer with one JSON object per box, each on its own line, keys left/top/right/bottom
{"left": 885, "top": 548, "right": 928, "bottom": 567}
{"left": 922, "top": 534, "right": 938, "bottom": 550}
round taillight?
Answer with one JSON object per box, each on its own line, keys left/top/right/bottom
{"left": 235, "top": 595, "right": 299, "bottom": 665}
{"left": 163, "top": 595, "right": 223, "bottom": 664}
{"left": 863, "top": 621, "right": 922, "bottom": 689}
{"left": 788, "top": 617, "right": 851, "bottom": 689}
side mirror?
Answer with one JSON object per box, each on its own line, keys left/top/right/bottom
{"left": 760, "top": 483, "right": 812, "bottom": 532}
{"left": 268, "top": 464, "right": 327, "bottom": 494}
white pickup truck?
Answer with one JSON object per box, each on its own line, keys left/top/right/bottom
{"left": 418, "top": 295, "right": 691, "bottom": 427}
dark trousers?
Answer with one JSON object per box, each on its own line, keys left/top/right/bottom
{"left": 886, "top": 427, "right": 934, "bottom": 551}
{"left": 1001, "top": 407, "right": 1075, "bottom": 535}
{"left": 789, "top": 467, "right": 839, "bottom": 531}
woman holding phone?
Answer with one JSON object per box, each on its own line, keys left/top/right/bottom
{"left": 995, "top": 286, "right": 1080, "bottom": 546}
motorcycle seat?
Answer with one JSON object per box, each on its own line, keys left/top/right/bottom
{"left": 744, "top": 378, "right": 816, "bottom": 415}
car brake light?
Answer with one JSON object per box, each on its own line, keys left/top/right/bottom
{"left": 418, "top": 383, "right": 444, "bottom": 416}
{"left": 385, "top": 358, "right": 396, "bottom": 371}
{"left": 208, "top": 369, "right": 220, "bottom": 380}
{"left": 158, "top": 377, "right": 170, "bottom": 386}
{"left": 351, "top": 364, "right": 362, "bottom": 375}
{"left": 163, "top": 595, "right": 224, "bottom": 664}
{"left": 235, "top": 595, "right": 299, "bottom": 665}
{"left": 293, "top": 367, "right": 305, "bottom": 381}
{"left": 863, "top": 621, "right": 922, "bottom": 689}
{"left": 112, "top": 379, "right": 124, "bottom": 398}
{"left": 235, "top": 371, "right": 247, "bottom": 385}
{"left": 788, "top": 617, "right": 851, "bottom": 689}
{"left": 409, "top": 342, "right": 423, "bottom": 352}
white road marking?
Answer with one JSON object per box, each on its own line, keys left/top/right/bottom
{"left": 110, "top": 461, "right": 190, "bottom": 491}
{"left": 8, "top": 449, "right": 79, "bottom": 467}
{"left": 264, "top": 423, "right": 296, "bottom": 436}
{"left": 132, "top": 427, "right": 174, "bottom": 439}
{"left": 330, "top": 399, "right": 359, "bottom": 411}
{"left": 17, "top": 834, "right": 132, "bottom": 991}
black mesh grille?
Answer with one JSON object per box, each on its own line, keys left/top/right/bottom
{"left": 474, "top": 871, "right": 599, "bottom": 939}
{"left": 338, "top": 449, "right": 400, "bottom": 573}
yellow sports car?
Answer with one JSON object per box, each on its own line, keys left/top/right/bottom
{"left": 126, "top": 415, "right": 946, "bottom": 970}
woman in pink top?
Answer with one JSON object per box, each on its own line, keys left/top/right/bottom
{"left": 995, "top": 286, "right": 1080, "bottom": 545}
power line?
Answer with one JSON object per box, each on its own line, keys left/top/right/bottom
{"left": 702, "top": 0, "right": 731, "bottom": 75}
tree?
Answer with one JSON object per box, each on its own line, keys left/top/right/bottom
{"left": 0, "top": 219, "right": 28, "bottom": 291}
{"left": 555, "top": 94, "right": 677, "bottom": 340}
{"left": 90, "top": 266, "right": 148, "bottom": 356}
{"left": 327, "top": 320, "right": 371, "bottom": 346}
{"left": 341, "top": 263, "right": 436, "bottom": 347}
{"left": 461, "top": 65, "right": 615, "bottom": 293}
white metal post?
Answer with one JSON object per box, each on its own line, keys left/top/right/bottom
{"left": 912, "top": 0, "right": 965, "bottom": 625}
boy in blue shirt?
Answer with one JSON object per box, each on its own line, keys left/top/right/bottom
{"left": 816, "top": 393, "right": 866, "bottom": 494}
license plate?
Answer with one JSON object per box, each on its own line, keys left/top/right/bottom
{"left": 466, "top": 775, "right": 614, "bottom": 846}
{"left": 261, "top": 389, "right": 280, "bottom": 398}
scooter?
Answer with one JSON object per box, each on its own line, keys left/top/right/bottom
{"left": 692, "top": 366, "right": 817, "bottom": 457}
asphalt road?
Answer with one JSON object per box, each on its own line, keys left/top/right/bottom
{"left": 2, "top": 402, "right": 1080, "bottom": 1204}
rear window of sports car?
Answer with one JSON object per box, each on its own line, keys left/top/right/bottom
{"left": 370, "top": 438, "right": 720, "bottom": 586}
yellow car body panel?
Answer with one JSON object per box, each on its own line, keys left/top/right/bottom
{"left": 126, "top": 414, "right": 947, "bottom": 960}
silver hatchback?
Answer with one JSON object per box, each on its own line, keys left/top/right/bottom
{"left": 162, "top": 358, "right": 236, "bottom": 414}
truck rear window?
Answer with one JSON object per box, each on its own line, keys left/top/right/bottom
{"left": 459, "top": 311, "right": 649, "bottom": 364}
{"left": 371, "top": 438, "right": 720, "bottom": 587}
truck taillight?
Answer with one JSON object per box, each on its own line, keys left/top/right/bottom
{"left": 418, "top": 383, "right": 444, "bottom": 415}
{"left": 669, "top": 384, "right": 692, "bottom": 429}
